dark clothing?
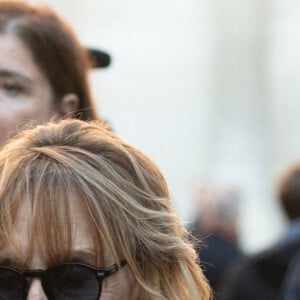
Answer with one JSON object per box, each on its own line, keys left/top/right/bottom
{"left": 190, "top": 223, "right": 241, "bottom": 298}
{"left": 282, "top": 251, "right": 300, "bottom": 300}
{"left": 220, "top": 238, "right": 300, "bottom": 300}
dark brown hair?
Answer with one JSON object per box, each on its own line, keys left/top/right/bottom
{"left": 0, "top": 0, "right": 98, "bottom": 120}
{"left": 278, "top": 163, "right": 300, "bottom": 220}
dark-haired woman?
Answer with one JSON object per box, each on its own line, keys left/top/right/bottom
{"left": 0, "top": 0, "right": 99, "bottom": 143}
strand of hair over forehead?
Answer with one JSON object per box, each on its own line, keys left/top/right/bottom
{"left": 1, "top": 119, "right": 176, "bottom": 231}
{"left": 28, "top": 137, "right": 187, "bottom": 259}
{"left": 11, "top": 121, "right": 186, "bottom": 254}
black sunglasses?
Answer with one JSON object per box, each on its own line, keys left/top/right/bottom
{"left": 0, "top": 260, "right": 126, "bottom": 300}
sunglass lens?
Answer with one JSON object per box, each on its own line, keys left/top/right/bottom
{"left": 43, "top": 264, "right": 101, "bottom": 300}
{"left": 0, "top": 267, "right": 25, "bottom": 300}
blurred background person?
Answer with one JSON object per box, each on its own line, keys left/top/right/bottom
{"left": 282, "top": 251, "right": 300, "bottom": 300}
{"left": 190, "top": 184, "right": 241, "bottom": 298}
{"left": 220, "top": 161, "right": 300, "bottom": 300}
{"left": 0, "top": 0, "right": 110, "bottom": 144}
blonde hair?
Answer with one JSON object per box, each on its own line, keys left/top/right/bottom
{"left": 0, "top": 119, "right": 211, "bottom": 300}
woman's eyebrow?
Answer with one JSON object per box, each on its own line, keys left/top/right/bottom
{"left": 0, "top": 257, "right": 24, "bottom": 269}
{"left": 0, "top": 69, "right": 33, "bottom": 84}
{"left": 70, "top": 250, "right": 97, "bottom": 264}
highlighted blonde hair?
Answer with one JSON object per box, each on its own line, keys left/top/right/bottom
{"left": 0, "top": 119, "right": 211, "bottom": 300}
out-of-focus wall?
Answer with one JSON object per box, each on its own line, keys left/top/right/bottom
{"left": 35, "top": 0, "right": 300, "bottom": 252}
{"left": 268, "top": 0, "right": 300, "bottom": 174}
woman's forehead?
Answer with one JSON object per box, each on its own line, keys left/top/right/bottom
{"left": 0, "top": 33, "right": 46, "bottom": 85}
{"left": 14, "top": 198, "right": 93, "bottom": 240}
{"left": 0, "top": 199, "right": 96, "bottom": 264}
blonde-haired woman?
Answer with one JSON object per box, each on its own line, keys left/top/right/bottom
{"left": 0, "top": 119, "right": 211, "bottom": 300}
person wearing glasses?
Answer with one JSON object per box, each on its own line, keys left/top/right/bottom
{"left": 0, "top": 0, "right": 108, "bottom": 144}
{"left": 0, "top": 119, "right": 211, "bottom": 300}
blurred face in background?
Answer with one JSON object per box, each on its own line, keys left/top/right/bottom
{"left": 0, "top": 33, "right": 55, "bottom": 144}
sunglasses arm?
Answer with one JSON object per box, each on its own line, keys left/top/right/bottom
{"left": 96, "top": 260, "right": 126, "bottom": 279}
